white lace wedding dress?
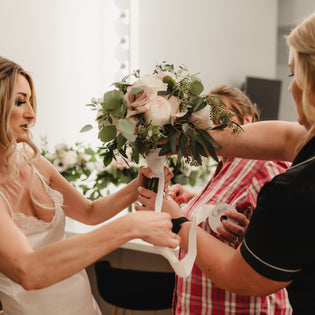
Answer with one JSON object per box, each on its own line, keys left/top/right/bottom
{"left": 0, "top": 169, "right": 102, "bottom": 315}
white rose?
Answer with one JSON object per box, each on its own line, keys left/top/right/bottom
{"left": 144, "top": 96, "right": 171, "bottom": 126}
{"left": 64, "top": 151, "right": 78, "bottom": 166}
{"left": 190, "top": 105, "right": 212, "bottom": 130}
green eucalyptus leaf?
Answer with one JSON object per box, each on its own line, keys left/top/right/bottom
{"left": 84, "top": 147, "right": 94, "bottom": 155}
{"left": 103, "top": 154, "right": 113, "bottom": 167}
{"left": 207, "top": 142, "right": 219, "bottom": 162}
{"left": 169, "top": 130, "right": 178, "bottom": 153}
{"left": 119, "top": 148, "right": 128, "bottom": 159}
{"left": 189, "top": 79, "right": 204, "bottom": 95}
{"left": 178, "top": 133, "right": 187, "bottom": 157}
{"left": 192, "top": 97, "right": 207, "bottom": 112}
{"left": 103, "top": 90, "right": 124, "bottom": 111}
{"left": 116, "top": 119, "right": 136, "bottom": 142}
{"left": 111, "top": 101, "right": 127, "bottom": 117}
{"left": 196, "top": 142, "right": 208, "bottom": 157}
{"left": 186, "top": 129, "right": 197, "bottom": 158}
{"left": 157, "top": 91, "right": 169, "bottom": 96}
{"left": 80, "top": 124, "right": 93, "bottom": 133}
{"left": 159, "top": 141, "right": 171, "bottom": 156}
{"left": 163, "top": 75, "right": 176, "bottom": 90}
{"left": 116, "top": 133, "right": 127, "bottom": 150}
{"left": 98, "top": 125, "right": 117, "bottom": 143}
{"left": 199, "top": 129, "right": 221, "bottom": 149}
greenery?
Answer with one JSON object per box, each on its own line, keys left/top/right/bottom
{"left": 41, "top": 137, "right": 216, "bottom": 201}
{"left": 81, "top": 62, "right": 242, "bottom": 169}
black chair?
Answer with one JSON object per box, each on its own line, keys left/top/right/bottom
{"left": 94, "top": 260, "right": 175, "bottom": 315}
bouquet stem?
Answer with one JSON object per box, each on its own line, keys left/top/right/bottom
{"left": 145, "top": 149, "right": 166, "bottom": 213}
{"left": 143, "top": 177, "right": 159, "bottom": 193}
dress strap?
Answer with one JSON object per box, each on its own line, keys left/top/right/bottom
{"left": 19, "top": 149, "right": 49, "bottom": 188}
{"left": 0, "top": 190, "right": 14, "bottom": 217}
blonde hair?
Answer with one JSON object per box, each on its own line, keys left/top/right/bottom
{"left": 0, "top": 56, "right": 40, "bottom": 211}
{"left": 287, "top": 12, "right": 315, "bottom": 123}
{"left": 210, "top": 84, "right": 260, "bottom": 123}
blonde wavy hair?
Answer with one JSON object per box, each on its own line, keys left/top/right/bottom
{"left": 287, "top": 11, "right": 315, "bottom": 124}
{"left": 0, "top": 56, "right": 40, "bottom": 211}
{"left": 210, "top": 84, "right": 260, "bottom": 123}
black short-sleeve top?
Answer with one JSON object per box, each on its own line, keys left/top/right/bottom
{"left": 240, "top": 136, "right": 315, "bottom": 313}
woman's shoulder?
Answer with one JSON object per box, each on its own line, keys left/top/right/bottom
{"left": 32, "top": 154, "right": 56, "bottom": 179}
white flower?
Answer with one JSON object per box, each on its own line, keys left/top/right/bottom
{"left": 144, "top": 96, "right": 172, "bottom": 126}
{"left": 190, "top": 105, "right": 213, "bottom": 130}
{"left": 64, "top": 151, "right": 78, "bottom": 166}
{"left": 53, "top": 158, "right": 68, "bottom": 173}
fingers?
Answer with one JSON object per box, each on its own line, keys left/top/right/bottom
{"left": 216, "top": 211, "right": 249, "bottom": 246}
{"left": 167, "top": 184, "right": 183, "bottom": 195}
{"left": 225, "top": 210, "right": 249, "bottom": 228}
{"left": 134, "top": 211, "right": 181, "bottom": 248}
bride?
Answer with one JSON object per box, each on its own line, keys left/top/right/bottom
{"left": 0, "top": 56, "right": 179, "bottom": 315}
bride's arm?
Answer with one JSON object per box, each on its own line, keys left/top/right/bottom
{"left": 0, "top": 199, "right": 178, "bottom": 290}
{"left": 36, "top": 156, "right": 164, "bottom": 225}
{"left": 209, "top": 120, "right": 306, "bottom": 162}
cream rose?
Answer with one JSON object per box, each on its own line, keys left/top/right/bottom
{"left": 144, "top": 96, "right": 172, "bottom": 126}
{"left": 124, "top": 75, "right": 167, "bottom": 116}
{"left": 190, "top": 105, "right": 212, "bottom": 130}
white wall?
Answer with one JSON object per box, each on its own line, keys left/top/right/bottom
{"left": 0, "top": 0, "right": 119, "bottom": 148}
{"left": 136, "top": 0, "right": 278, "bottom": 92}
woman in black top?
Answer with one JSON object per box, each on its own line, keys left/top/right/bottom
{"left": 138, "top": 11, "right": 315, "bottom": 314}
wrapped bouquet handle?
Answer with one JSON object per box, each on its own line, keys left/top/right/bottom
{"left": 145, "top": 149, "right": 197, "bottom": 278}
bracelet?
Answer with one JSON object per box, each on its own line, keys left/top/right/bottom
{"left": 171, "top": 216, "right": 189, "bottom": 234}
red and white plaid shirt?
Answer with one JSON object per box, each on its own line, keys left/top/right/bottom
{"left": 173, "top": 157, "right": 292, "bottom": 315}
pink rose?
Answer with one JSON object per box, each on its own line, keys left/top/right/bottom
{"left": 124, "top": 76, "right": 167, "bottom": 116}
{"left": 144, "top": 96, "right": 172, "bottom": 126}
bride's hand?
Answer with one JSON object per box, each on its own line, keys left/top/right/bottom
{"left": 127, "top": 211, "right": 180, "bottom": 248}
{"left": 135, "top": 186, "right": 183, "bottom": 219}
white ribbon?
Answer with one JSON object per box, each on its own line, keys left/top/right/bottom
{"left": 145, "top": 149, "right": 197, "bottom": 278}
{"left": 144, "top": 150, "right": 235, "bottom": 278}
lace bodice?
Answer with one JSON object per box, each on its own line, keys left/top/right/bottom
{"left": 0, "top": 164, "right": 101, "bottom": 315}
{"left": 12, "top": 178, "right": 63, "bottom": 234}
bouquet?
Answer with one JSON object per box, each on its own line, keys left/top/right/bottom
{"left": 81, "top": 62, "right": 241, "bottom": 170}
{"left": 82, "top": 62, "right": 241, "bottom": 277}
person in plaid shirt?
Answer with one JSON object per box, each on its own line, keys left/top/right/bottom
{"left": 139, "top": 85, "right": 292, "bottom": 314}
